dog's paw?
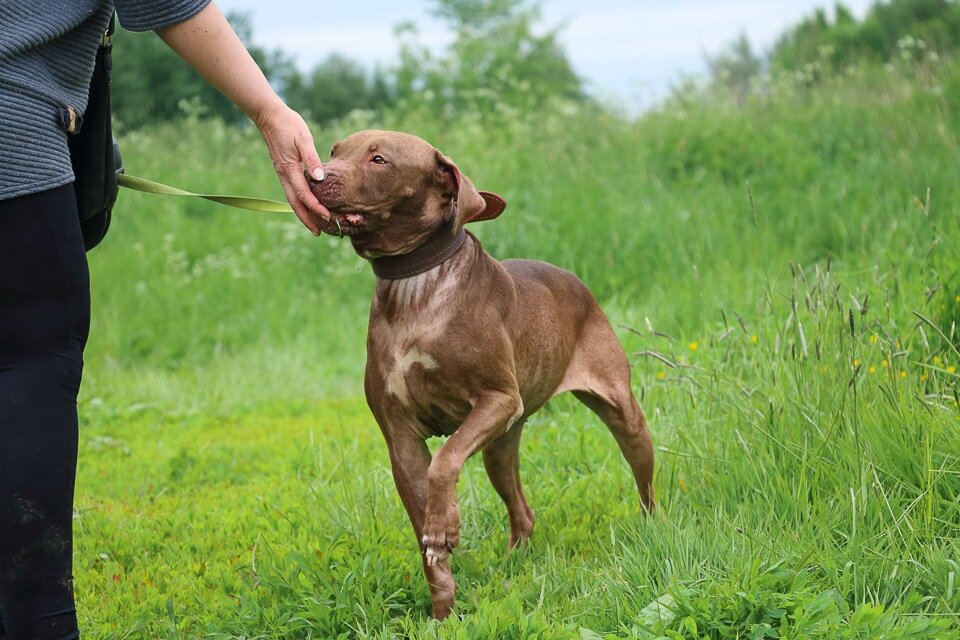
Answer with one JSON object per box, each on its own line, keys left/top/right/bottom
{"left": 423, "top": 543, "right": 448, "bottom": 567}
{"left": 422, "top": 503, "right": 461, "bottom": 567}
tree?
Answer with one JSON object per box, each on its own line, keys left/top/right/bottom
{"left": 771, "top": 0, "right": 960, "bottom": 72}
{"left": 282, "top": 55, "right": 392, "bottom": 124}
{"left": 109, "top": 2, "right": 586, "bottom": 129}
{"left": 393, "top": 0, "right": 584, "bottom": 117}
{"left": 705, "top": 34, "right": 763, "bottom": 102}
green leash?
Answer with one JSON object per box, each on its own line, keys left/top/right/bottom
{"left": 118, "top": 173, "right": 294, "bottom": 214}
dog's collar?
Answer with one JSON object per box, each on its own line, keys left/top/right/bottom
{"left": 370, "top": 223, "right": 467, "bottom": 280}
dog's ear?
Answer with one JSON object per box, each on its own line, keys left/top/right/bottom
{"left": 435, "top": 151, "right": 507, "bottom": 226}
{"left": 473, "top": 191, "right": 507, "bottom": 222}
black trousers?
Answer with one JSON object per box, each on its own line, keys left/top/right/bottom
{"left": 0, "top": 185, "right": 87, "bottom": 640}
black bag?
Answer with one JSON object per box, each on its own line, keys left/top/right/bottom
{"left": 66, "top": 12, "right": 123, "bottom": 252}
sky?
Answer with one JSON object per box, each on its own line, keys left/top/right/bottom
{"left": 214, "top": 0, "right": 875, "bottom": 108}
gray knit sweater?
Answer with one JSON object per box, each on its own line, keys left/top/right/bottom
{"left": 0, "top": 0, "right": 211, "bottom": 200}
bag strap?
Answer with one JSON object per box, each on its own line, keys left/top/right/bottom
{"left": 100, "top": 12, "right": 114, "bottom": 74}
{"left": 104, "top": 12, "right": 115, "bottom": 46}
{"left": 58, "top": 12, "right": 114, "bottom": 134}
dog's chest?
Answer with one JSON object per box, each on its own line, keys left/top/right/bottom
{"left": 367, "top": 272, "right": 469, "bottom": 435}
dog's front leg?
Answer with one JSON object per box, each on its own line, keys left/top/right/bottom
{"left": 384, "top": 433, "right": 458, "bottom": 619}
{"left": 422, "top": 389, "right": 523, "bottom": 567}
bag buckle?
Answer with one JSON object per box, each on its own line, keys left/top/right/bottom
{"left": 58, "top": 106, "right": 83, "bottom": 135}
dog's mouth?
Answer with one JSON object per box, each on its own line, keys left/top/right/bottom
{"left": 306, "top": 174, "right": 368, "bottom": 237}
{"left": 330, "top": 210, "right": 366, "bottom": 236}
{"left": 313, "top": 209, "right": 367, "bottom": 237}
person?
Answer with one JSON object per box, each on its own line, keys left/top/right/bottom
{"left": 0, "top": 2, "right": 331, "bottom": 637}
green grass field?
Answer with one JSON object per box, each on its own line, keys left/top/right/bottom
{"left": 75, "top": 60, "right": 960, "bottom": 638}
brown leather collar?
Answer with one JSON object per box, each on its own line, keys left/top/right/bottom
{"left": 370, "top": 222, "right": 467, "bottom": 280}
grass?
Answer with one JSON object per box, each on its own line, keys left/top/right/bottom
{"left": 75, "top": 58, "right": 960, "bottom": 637}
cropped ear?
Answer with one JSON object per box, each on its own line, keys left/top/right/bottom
{"left": 435, "top": 151, "right": 507, "bottom": 226}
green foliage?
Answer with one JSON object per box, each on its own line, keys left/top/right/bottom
{"left": 282, "top": 55, "right": 392, "bottom": 125}
{"left": 390, "top": 0, "right": 583, "bottom": 121}
{"left": 111, "top": 12, "right": 285, "bottom": 129}
{"left": 79, "top": 27, "right": 960, "bottom": 639}
{"left": 771, "top": 0, "right": 960, "bottom": 73}
{"left": 432, "top": 0, "right": 531, "bottom": 27}
{"left": 111, "top": 1, "right": 582, "bottom": 130}
{"left": 705, "top": 34, "right": 763, "bottom": 102}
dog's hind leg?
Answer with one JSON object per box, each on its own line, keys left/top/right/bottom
{"left": 482, "top": 421, "right": 535, "bottom": 550}
{"left": 573, "top": 388, "right": 655, "bottom": 512}
{"left": 564, "top": 317, "right": 656, "bottom": 513}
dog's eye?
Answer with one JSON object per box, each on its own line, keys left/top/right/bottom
{"left": 371, "top": 155, "right": 387, "bottom": 165}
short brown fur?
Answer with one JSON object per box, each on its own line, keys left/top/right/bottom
{"left": 310, "top": 130, "right": 655, "bottom": 619}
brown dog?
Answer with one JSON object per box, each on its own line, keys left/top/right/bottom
{"left": 309, "top": 130, "right": 655, "bottom": 619}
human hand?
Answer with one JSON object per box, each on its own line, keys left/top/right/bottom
{"left": 255, "top": 100, "right": 331, "bottom": 235}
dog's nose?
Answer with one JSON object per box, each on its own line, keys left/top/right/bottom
{"left": 307, "top": 167, "right": 342, "bottom": 189}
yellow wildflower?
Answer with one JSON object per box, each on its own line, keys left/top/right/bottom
{"left": 869, "top": 334, "right": 878, "bottom": 343}
{"left": 868, "top": 366, "right": 876, "bottom": 374}
{"left": 900, "top": 370, "right": 907, "bottom": 379}
{"left": 657, "top": 371, "right": 666, "bottom": 381}
{"left": 948, "top": 365, "right": 957, "bottom": 374}
{"left": 751, "top": 335, "right": 758, "bottom": 344}
{"left": 689, "top": 341, "right": 699, "bottom": 351}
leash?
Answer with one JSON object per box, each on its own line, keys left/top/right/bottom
{"left": 118, "top": 173, "right": 294, "bottom": 214}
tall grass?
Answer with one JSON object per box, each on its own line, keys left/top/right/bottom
{"left": 76, "top": 58, "right": 960, "bottom": 637}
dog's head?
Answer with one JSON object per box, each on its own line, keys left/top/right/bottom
{"left": 308, "top": 130, "right": 506, "bottom": 258}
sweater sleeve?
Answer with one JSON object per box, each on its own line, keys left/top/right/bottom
{"left": 114, "top": 0, "right": 213, "bottom": 32}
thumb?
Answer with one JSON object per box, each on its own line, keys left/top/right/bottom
{"left": 299, "top": 138, "right": 325, "bottom": 181}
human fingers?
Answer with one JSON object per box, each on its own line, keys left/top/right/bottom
{"left": 274, "top": 165, "right": 324, "bottom": 235}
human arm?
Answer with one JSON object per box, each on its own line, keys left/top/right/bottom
{"left": 153, "top": 1, "right": 329, "bottom": 234}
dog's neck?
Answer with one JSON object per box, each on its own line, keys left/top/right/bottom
{"left": 371, "top": 229, "right": 481, "bottom": 321}
{"left": 370, "top": 219, "right": 467, "bottom": 280}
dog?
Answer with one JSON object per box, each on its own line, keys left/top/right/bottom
{"left": 308, "top": 130, "right": 655, "bottom": 619}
